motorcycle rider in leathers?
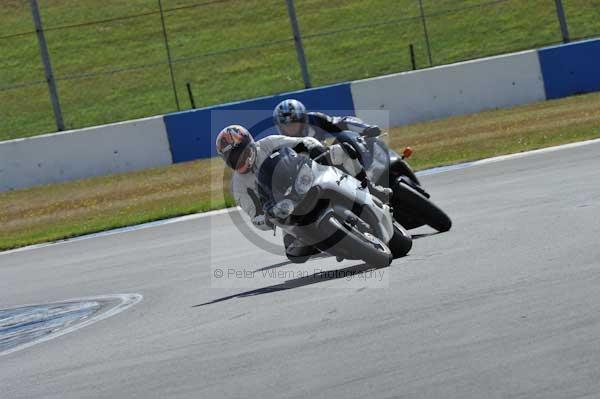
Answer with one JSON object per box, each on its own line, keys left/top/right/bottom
{"left": 215, "top": 124, "right": 388, "bottom": 263}
{"left": 273, "top": 99, "right": 392, "bottom": 201}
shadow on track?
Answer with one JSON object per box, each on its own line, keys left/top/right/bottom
{"left": 253, "top": 253, "right": 332, "bottom": 272}
{"left": 250, "top": 232, "right": 436, "bottom": 273}
{"left": 194, "top": 262, "right": 386, "bottom": 307}
{"left": 195, "top": 231, "right": 441, "bottom": 306}
{"left": 411, "top": 232, "right": 441, "bottom": 240}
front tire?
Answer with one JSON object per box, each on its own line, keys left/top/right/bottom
{"left": 319, "top": 216, "right": 393, "bottom": 268}
{"left": 394, "top": 181, "right": 452, "bottom": 232}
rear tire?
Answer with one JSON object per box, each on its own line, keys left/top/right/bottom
{"left": 389, "top": 222, "right": 413, "bottom": 258}
{"left": 394, "top": 181, "right": 452, "bottom": 232}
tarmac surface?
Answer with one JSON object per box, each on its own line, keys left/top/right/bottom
{"left": 1, "top": 141, "right": 599, "bottom": 398}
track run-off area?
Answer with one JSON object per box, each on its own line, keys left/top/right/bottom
{"left": 1, "top": 140, "right": 599, "bottom": 398}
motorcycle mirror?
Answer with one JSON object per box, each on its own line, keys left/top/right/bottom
{"left": 403, "top": 147, "right": 413, "bottom": 159}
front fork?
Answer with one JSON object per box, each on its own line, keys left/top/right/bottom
{"left": 391, "top": 158, "right": 421, "bottom": 187}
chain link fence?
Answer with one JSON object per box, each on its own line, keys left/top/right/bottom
{"left": 1, "top": 0, "right": 599, "bottom": 140}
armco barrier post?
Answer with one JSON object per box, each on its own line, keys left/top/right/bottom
{"left": 285, "top": 0, "right": 312, "bottom": 89}
{"left": 29, "top": 0, "right": 65, "bottom": 132}
{"left": 186, "top": 82, "right": 196, "bottom": 109}
{"left": 554, "top": 0, "right": 570, "bottom": 43}
{"left": 158, "top": 0, "right": 180, "bottom": 111}
{"left": 417, "top": 0, "right": 433, "bottom": 67}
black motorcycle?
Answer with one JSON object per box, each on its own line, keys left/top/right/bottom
{"left": 332, "top": 130, "right": 452, "bottom": 233}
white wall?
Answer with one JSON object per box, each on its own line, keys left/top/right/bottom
{"left": 0, "top": 49, "right": 549, "bottom": 192}
{"left": 351, "top": 50, "right": 546, "bottom": 128}
{"left": 0, "top": 116, "right": 172, "bottom": 191}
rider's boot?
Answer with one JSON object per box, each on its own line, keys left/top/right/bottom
{"left": 284, "top": 234, "right": 320, "bottom": 264}
{"left": 356, "top": 170, "right": 392, "bottom": 204}
{"left": 369, "top": 182, "right": 392, "bottom": 204}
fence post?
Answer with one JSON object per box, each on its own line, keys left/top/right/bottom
{"left": 186, "top": 82, "right": 196, "bottom": 109}
{"left": 417, "top": 0, "right": 433, "bottom": 67}
{"left": 29, "top": 0, "right": 65, "bottom": 131}
{"left": 554, "top": 0, "right": 570, "bottom": 43}
{"left": 285, "top": 0, "right": 312, "bottom": 89}
{"left": 158, "top": 0, "right": 180, "bottom": 111}
{"left": 409, "top": 44, "right": 416, "bottom": 70}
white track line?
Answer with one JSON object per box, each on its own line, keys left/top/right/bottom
{"left": 0, "top": 207, "right": 239, "bottom": 256}
{"left": 2, "top": 137, "right": 600, "bottom": 256}
{"left": 418, "top": 137, "right": 600, "bottom": 176}
{"left": 0, "top": 293, "right": 143, "bottom": 357}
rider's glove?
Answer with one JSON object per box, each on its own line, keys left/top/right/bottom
{"left": 341, "top": 142, "right": 359, "bottom": 159}
{"left": 252, "top": 214, "right": 273, "bottom": 231}
{"left": 328, "top": 144, "right": 345, "bottom": 166}
{"left": 356, "top": 169, "right": 369, "bottom": 189}
{"left": 362, "top": 126, "right": 382, "bottom": 138}
{"left": 301, "top": 137, "right": 328, "bottom": 160}
{"left": 301, "top": 137, "right": 324, "bottom": 150}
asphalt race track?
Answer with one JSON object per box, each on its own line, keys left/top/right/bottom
{"left": 1, "top": 141, "right": 599, "bottom": 399}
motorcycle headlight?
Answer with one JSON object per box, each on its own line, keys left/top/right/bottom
{"left": 294, "top": 164, "right": 314, "bottom": 196}
{"left": 273, "top": 199, "right": 295, "bottom": 219}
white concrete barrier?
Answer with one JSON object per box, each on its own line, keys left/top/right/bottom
{"left": 0, "top": 116, "right": 172, "bottom": 191}
{"left": 0, "top": 49, "right": 552, "bottom": 192}
{"left": 350, "top": 50, "right": 546, "bottom": 128}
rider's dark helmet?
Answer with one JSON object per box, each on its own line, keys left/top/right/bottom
{"left": 273, "top": 99, "right": 308, "bottom": 137}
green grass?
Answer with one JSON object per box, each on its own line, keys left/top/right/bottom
{"left": 1, "top": 0, "right": 599, "bottom": 140}
{"left": 2, "top": 91, "right": 600, "bottom": 251}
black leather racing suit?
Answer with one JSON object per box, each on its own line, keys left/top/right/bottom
{"left": 301, "top": 112, "right": 383, "bottom": 186}
{"left": 304, "top": 112, "right": 380, "bottom": 142}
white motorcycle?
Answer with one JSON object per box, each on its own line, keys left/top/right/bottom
{"left": 257, "top": 147, "right": 412, "bottom": 268}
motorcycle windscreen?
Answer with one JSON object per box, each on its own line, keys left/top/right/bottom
{"left": 367, "top": 140, "right": 391, "bottom": 185}
{"left": 257, "top": 147, "right": 306, "bottom": 207}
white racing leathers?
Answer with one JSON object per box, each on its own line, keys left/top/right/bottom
{"left": 232, "top": 134, "right": 369, "bottom": 260}
{"left": 231, "top": 135, "right": 353, "bottom": 224}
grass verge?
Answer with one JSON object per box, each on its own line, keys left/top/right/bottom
{"left": 2, "top": 91, "right": 600, "bottom": 251}
{"left": 2, "top": 0, "right": 599, "bottom": 140}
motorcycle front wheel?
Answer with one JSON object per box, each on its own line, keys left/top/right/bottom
{"left": 318, "top": 215, "right": 393, "bottom": 268}
{"left": 389, "top": 222, "right": 413, "bottom": 258}
{"left": 393, "top": 180, "right": 452, "bottom": 232}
